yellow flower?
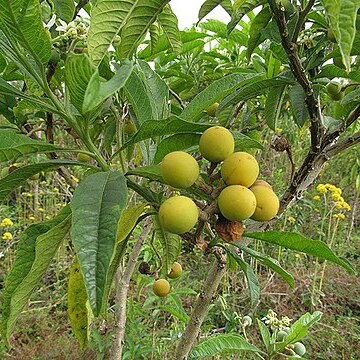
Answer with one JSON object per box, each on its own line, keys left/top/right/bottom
{"left": 343, "top": 202, "right": 351, "bottom": 211}
{"left": 316, "top": 184, "right": 327, "bottom": 194}
{"left": 29, "top": 216, "right": 35, "bottom": 220}
{"left": 1, "top": 218, "right": 13, "bottom": 227}
{"left": 334, "top": 187, "right": 342, "bottom": 195}
{"left": 333, "top": 214, "right": 339, "bottom": 218}
{"left": 71, "top": 175, "right": 79, "bottom": 183}
{"left": 295, "top": 253, "right": 301, "bottom": 258}
{"left": 276, "top": 128, "right": 283, "bottom": 134}
{"left": 325, "top": 184, "right": 337, "bottom": 192}
{"left": 313, "top": 195, "right": 321, "bottom": 201}
{"left": 287, "top": 216, "right": 296, "bottom": 224}
{"left": 38, "top": 207, "right": 44, "bottom": 212}
{"left": 2, "top": 232, "right": 13, "bottom": 240}
{"left": 45, "top": 215, "right": 51, "bottom": 220}
{"left": 338, "top": 213, "right": 345, "bottom": 220}
{"left": 335, "top": 202, "right": 344, "bottom": 209}
{"left": 332, "top": 193, "right": 342, "bottom": 201}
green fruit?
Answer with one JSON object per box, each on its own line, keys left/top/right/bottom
{"left": 250, "top": 184, "right": 280, "bottom": 222}
{"left": 242, "top": 315, "right": 252, "bottom": 326}
{"left": 161, "top": 151, "right": 199, "bottom": 189}
{"left": 277, "top": 330, "right": 288, "bottom": 341}
{"left": 218, "top": 185, "right": 257, "bottom": 222}
{"left": 77, "top": 153, "right": 91, "bottom": 162}
{"left": 123, "top": 120, "right": 136, "bottom": 135}
{"left": 168, "top": 262, "right": 182, "bottom": 279}
{"left": 283, "top": 326, "right": 290, "bottom": 334}
{"left": 1, "top": 167, "right": 9, "bottom": 178}
{"left": 153, "top": 279, "right": 170, "bottom": 297}
{"left": 293, "top": 342, "right": 306, "bottom": 356}
{"left": 221, "top": 152, "right": 259, "bottom": 187}
{"left": 199, "top": 126, "right": 235, "bottom": 163}
{"left": 206, "top": 102, "right": 219, "bottom": 117}
{"left": 159, "top": 196, "right": 199, "bottom": 234}
{"left": 326, "top": 81, "right": 341, "bottom": 96}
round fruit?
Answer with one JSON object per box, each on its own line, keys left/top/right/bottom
{"left": 250, "top": 184, "right": 280, "bottom": 222}
{"left": 77, "top": 153, "right": 91, "bottom": 162}
{"left": 123, "top": 120, "right": 136, "bottom": 135}
{"left": 330, "top": 90, "right": 344, "bottom": 101}
{"left": 277, "top": 330, "right": 288, "bottom": 341}
{"left": 218, "top": 185, "right": 257, "bottom": 222}
{"left": 1, "top": 167, "right": 9, "bottom": 178}
{"left": 153, "top": 279, "right": 170, "bottom": 297}
{"left": 293, "top": 342, "right": 306, "bottom": 356}
{"left": 161, "top": 151, "right": 199, "bottom": 189}
{"left": 252, "top": 180, "right": 272, "bottom": 190}
{"left": 326, "top": 81, "right": 341, "bottom": 96}
{"left": 159, "top": 196, "right": 199, "bottom": 234}
{"left": 221, "top": 152, "right": 259, "bottom": 187}
{"left": 283, "top": 326, "right": 290, "bottom": 334}
{"left": 168, "top": 262, "right": 182, "bottom": 279}
{"left": 242, "top": 315, "right": 252, "bottom": 326}
{"left": 199, "top": 126, "right": 234, "bottom": 163}
{"left": 206, "top": 102, "right": 219, "bottom": 117}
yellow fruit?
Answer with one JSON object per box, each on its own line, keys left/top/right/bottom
{"left": 153, "top": 279, "right": 170, "bottom": 297}
{"left": 252, "top": 180, "right": 272, "bottom": 189}
{"left": 159, "top": 196, "right": 199, "bottom": 234}
{"left": 161, "top": 151, "right": 199, "bottom": 189}
{"left": 221, "top": 152, "right": 259, "bottom": 187}
{"left": 77, "top": 153, "right": 91, "bottom": 162}
{"left": 168, "top": 262, "right": 182, "bottom": 279}
{"left": 250, "top": 185, "right": 280, "bottom": 222}
{"left": 206, "top": 102, "right": 219, "bottom": 117}
{"left": 199, "top": 126, "right": 234, "bottom": 163}
{"left": 218, "top": 185, "right": 257, "bottom": 221}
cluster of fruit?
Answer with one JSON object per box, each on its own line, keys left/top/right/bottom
{"left": 158, "top": 126, "right": 280, "bottom": 236}
{"left": 277, "top": 329, "right": 307, "bottom": 357}
{"left": 152, "top": 262, "right": 182, "bottom": 297}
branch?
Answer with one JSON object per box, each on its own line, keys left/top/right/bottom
{"left": 325, "top": 131, "right": 360, "bottom": 157}
{"left": 268, "top": 0, "right": 323, "bottom": 151}
{"left": 291, "top": 0, "right": 315, "bottom": 43}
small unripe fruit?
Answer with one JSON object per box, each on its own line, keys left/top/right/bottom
{"left": 168, "top": 262, "right": 182, "bottom": 279}
{"left": 330, "top": 90, "right": 344, "bottom": 101}
{"left": 123, "top": 120, "right": 136, "bottom": 135}
{"left": 161, "top": 151, "right": 199, "bottom": 189}
{"left": 252, "top": 180, "right": 272, "bottom": 190}
{"left": 221, "top": 152, "right": 259, "bottom": 187}
{"left": 326, "top": 81, "right": 341, "bottom": 96}
{"left": 283, "top": 326, "right": 290, "bottom": 334}
{"left": 77, "top": 153, "right": 91, "bottom": 162}
{"left": 218, "top": 185, "right": 257, "bottom": 222}
{"left": 153, "top": 279, "right": 170, "bottom": 297}
{"left": 250, "top": 185, "right": 280, "bottom": 222}
{"left": 159, "top": 196, "right": 198, "bottom": 234}
{"left": 199, "top": 126, "right": 234, "bottom": 163}
{"left": 277, "top": 330, "right": 288, "bottom": 341}
{"left": 206, "top": 102, "right": 219, "bottom": 117}
{"left": 293, "top": 342, "right": 306, "bottom": 356}
{"left": 242, "top": 315, "right": 252, "bottom": 326}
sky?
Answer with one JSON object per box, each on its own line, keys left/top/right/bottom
{"left": 170, "top": 0, "right": 230, "bottom": 29}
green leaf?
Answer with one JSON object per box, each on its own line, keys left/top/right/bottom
{"left": 0, "top": 0, "right": 51, "bottom": 64}
{"left": 83, "top": 60, "right": 134, "bottom": 113}
{"left": 65, "top": 54, "right": 96, "bottom": 114}
{"left": 316, "top": 64, "right": 360, "bottom": 82}
{"left": 247, "top": 6, "right": 271, "bottom": 59}
{"left": 0, "top": 160, "right": 84, "bottom": 203}
{"left": 341, "top": 86, "right": 360, "bottom": 105}
{"left": 153, "top": 215, "right": 181, "bottom": 274}
{"left": 149, "top": 23, "right": 160, "bottom": 53}
{"left": 70, "top": 171, "right": 128, "bottom": 316}
{"left": 233, "top": 132, "right": 263, "bottom": 151}
{"left": 1, "top": 207, "right": 71, "bottom": 343}
{"left": 158, "top": 4, "right": 182, "bottom": 53}
{"left": 245, "top": 231, "right": 356, "bottom": 274}
{"left": 153, "top": 133, "right": 201, "bottom": 164}
{"left": 257, "top": 319, "right": 271, "bottom": 353}
{"left": 118, "top": 0, "right": 169, "bottom": 58}
{"left": 126, "top": 165, "right": 163, "bottom": 183}
{"left": 198, "top": 0, "right": 227, "bottom": 23}
{"left": 68, "top": 257, "right": 91, "bottom": 349}
{"left": 289, "top": 84, "right": 309, "bottom": 127}
{"left": 233, "top": 244, "right": 294, "bottom": 288}
{"left": 223, "top": 246, "right": 260, "bottom": 306}
{"left": 321, "top": 0, "right": 360, "bottom": 71}
{"left": 120, "top": 116, "right": 211, "bottom": 150}
{"left": 181, "top": 72, "right": 264, "bottom": 121}
{"left": 188, "top": 334, "right": 262, "bottom": 359}
{"left": 0, "top": 129, "right": 65, "bottom": 163}
{"left": 53, "top": 0, "right": 75, "bottom": 22}
{"left": 264, "top": 85, "right": 286, "bottom": 130}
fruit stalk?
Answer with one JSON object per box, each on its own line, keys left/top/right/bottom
{"left": 111, "top": 221, "right": 152, "bottom": 360}
{"left": 174, "top": 249, "right": 227, "bottom": 360}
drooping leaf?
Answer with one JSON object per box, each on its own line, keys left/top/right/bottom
{"left": 53, "top": 0, "right": 75, "bottom": 22}
{"left": 198, "top": 0, "right": 227, "bottom": 23}
{"left": 126, "top": 165, "right": 163, "bottom": 183}
{"left": 188, "top": 334, "right": 263, "bottom": 359}
{"left": 68, "top": 257, "right": 91, "bottom": 349}
{"left": 65, "top": 54, "right": 96, "bottom": 114}
{"left": 233, "top": 132, "right": 263, "bottom": 151}
{"left": 158, "top": 4, "right": 182, "bottom": 54}
{"left": 1, "top": 207, "right": 71, "bottom": 343}
{"left": 0, "top": 0, "right": 52, "bottom": 64}
{"left": 257, "top": 319, "right": 271, "bottom": 353}
{"left": 153, "top": 215, "right": 181, "bottom": 274}
{"left": 70, "top": 171, "right": 128, "bottom": 315}
{"left": 0, "top": 160, "right": 85, "bottom": 203}
{"left": 341, "top": 86, "right": 360, "bottom": 105}
{"left": 118, "top": 0, "right": 169, "bottom": 59}
{"left": 0, "top": 129, "right": 65, "bottom": 163}
{"left": 83, "top": 60, "right": 134, "bottom": 113}
{"left": 289, "top": 84, "right": 309, "bottom": 127}
{"left": 245, "top": 231, "right": 356, "bottom": 273}
{"left": 120, "top": 116, "right": 211, "bottom": 150}
{"left": 264, "top": 85, "right": 286, "bottom": 130}
{"left": 247, "top": 6, "right": 272, "bottom": 59}
{"left": 181, "top": 72, "right": 264, "bottom": 121}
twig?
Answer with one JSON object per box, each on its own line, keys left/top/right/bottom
{"left": 73, "top": 0, "right": 90, "bottom": 20}
{"left": 169, "top": 88, "right": 185, "bottom": 109}
{"left": 291, "top": 0, "right": 315, "bottom": 43}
